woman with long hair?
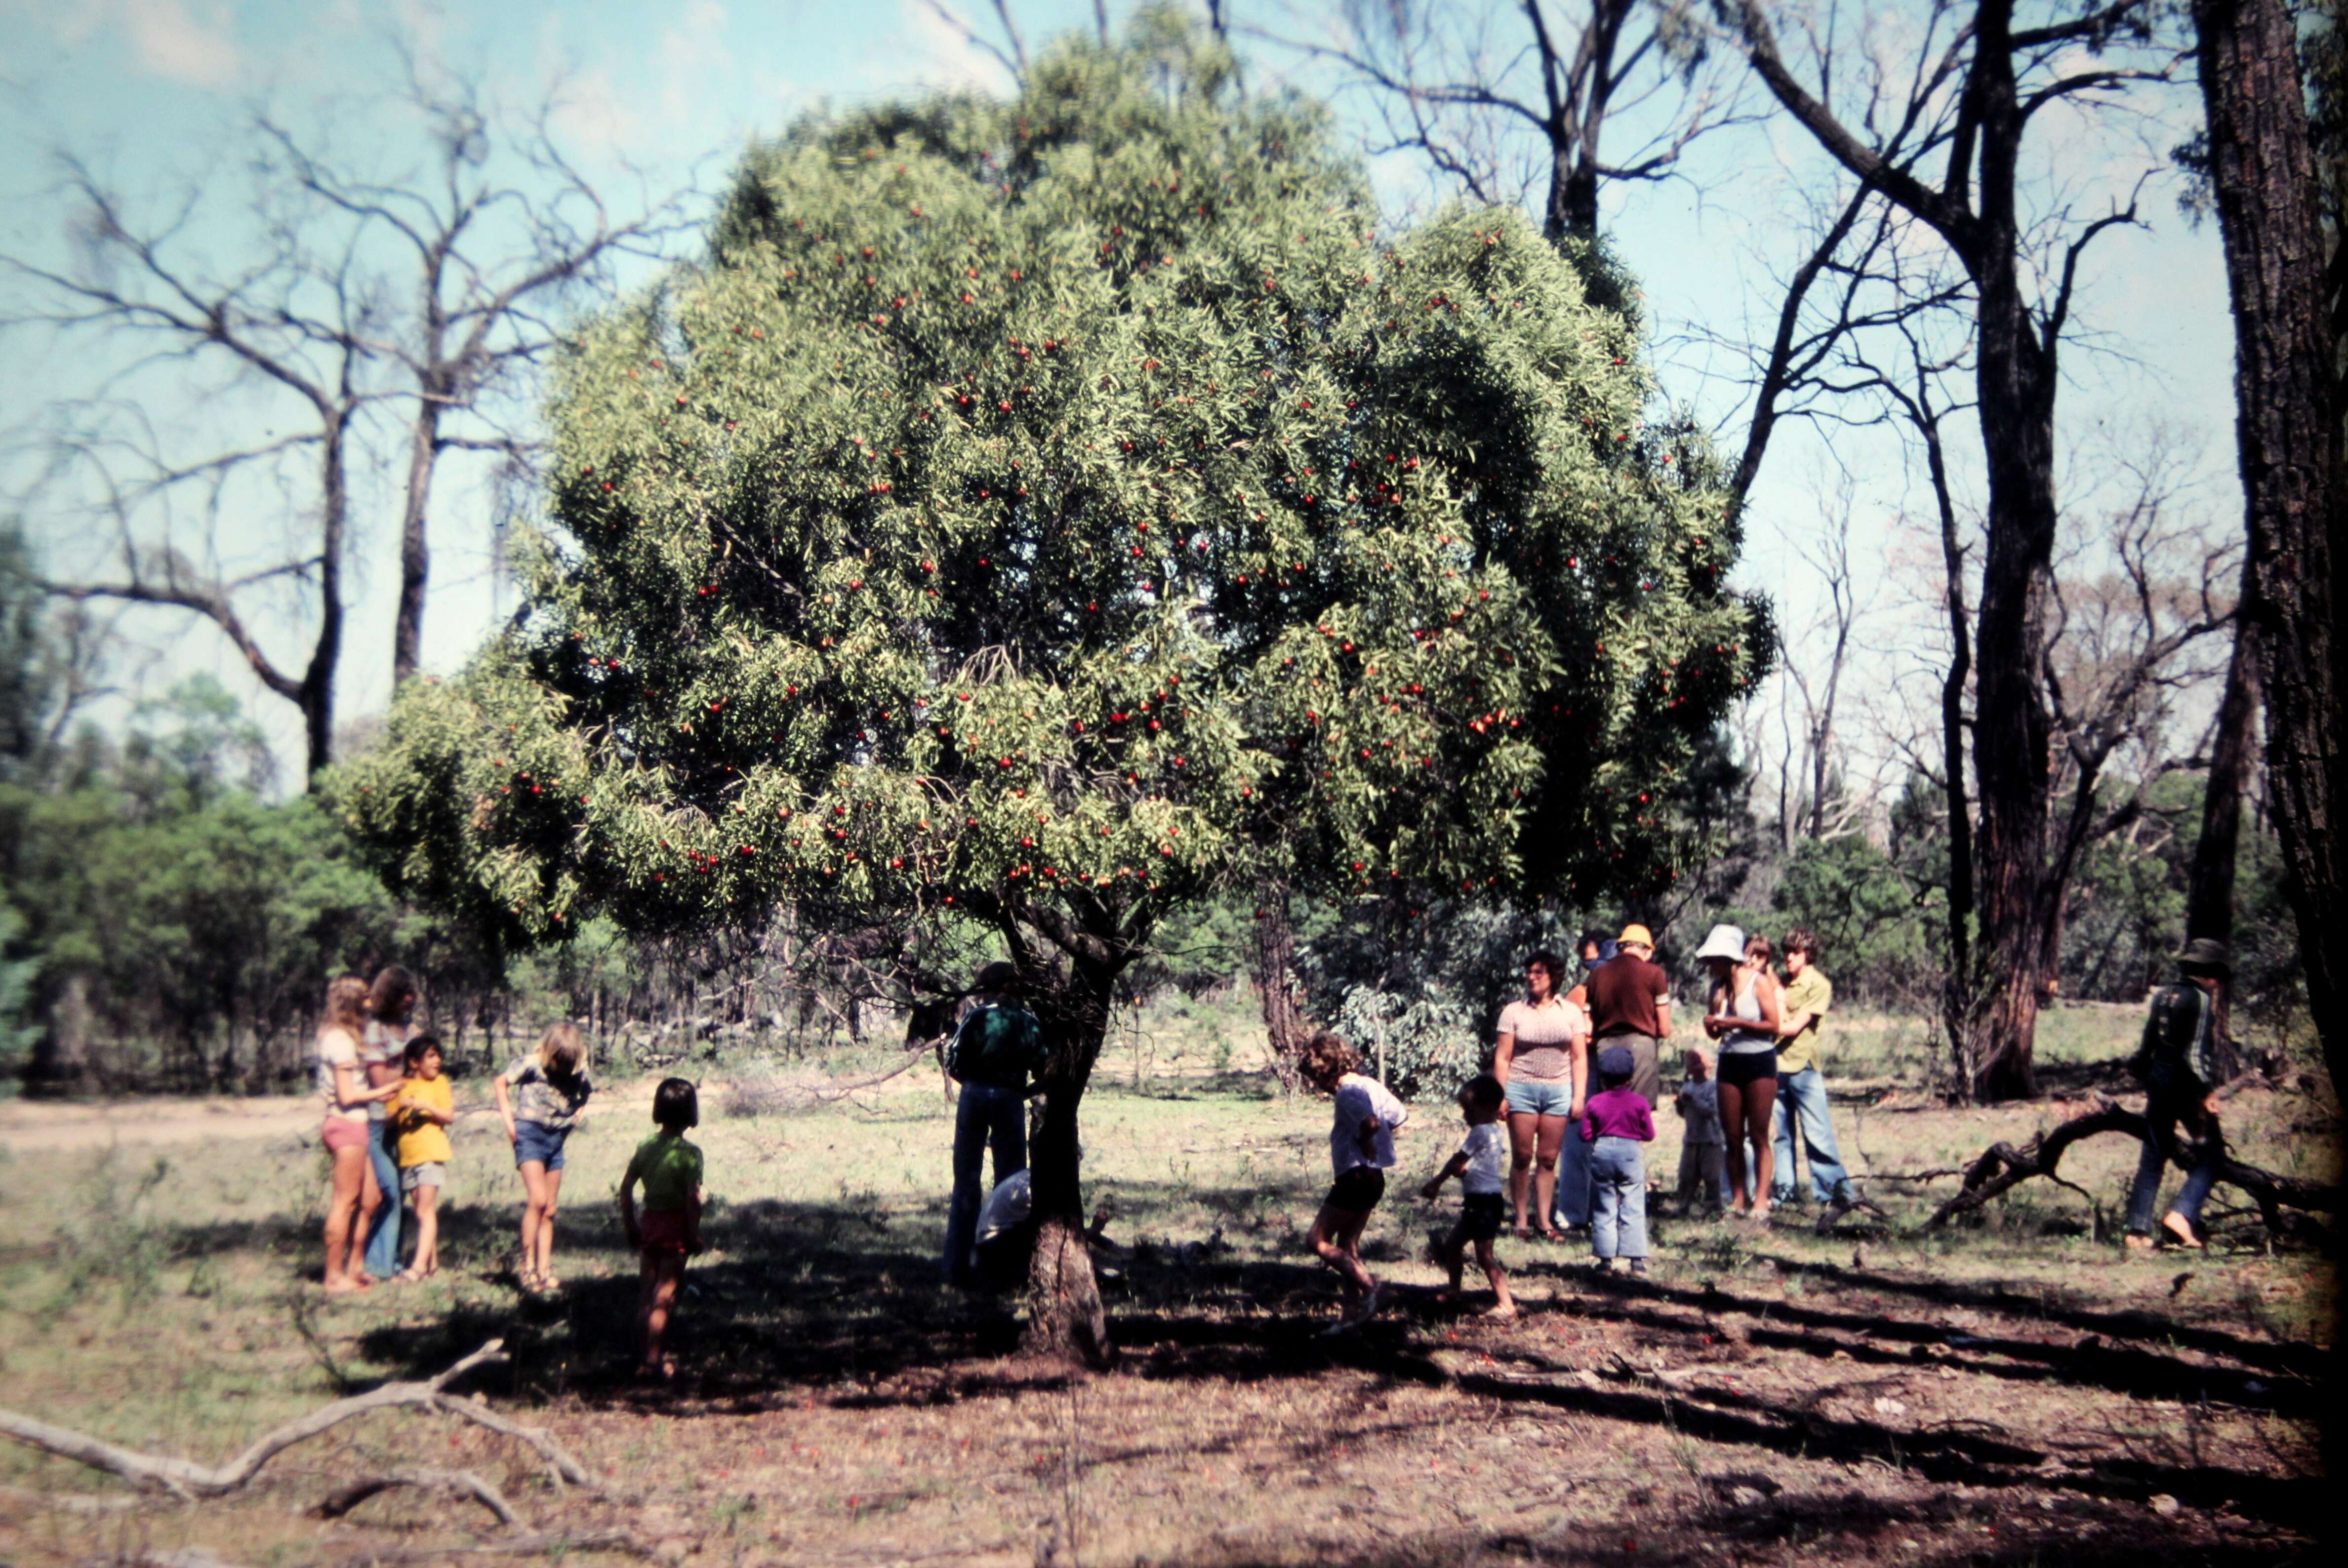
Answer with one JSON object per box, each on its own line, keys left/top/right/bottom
{"left": 317, "top": 974, "right": 398, "bottom": 1293}
{"left": 1698, "top": 926, "right": 1783, "bottom": 1221}
{"left": 494, "top": 1022, "right": 594, "bottom": 1292}
{"left": 360, "top": 965, "right": 421, "bottom": 1282}
{"left": 1492, "top": 952, "right": 1586, "bottom": 1241}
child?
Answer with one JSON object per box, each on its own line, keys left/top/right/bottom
{"left": 1581, "top": 1045, "right": 1657, "bottom": 1272}
{"left": 618, "top": 1078, "right": 705, "bottom": 1380}
{"left": 391, "top": 1035, "right": 457, "bottom": 1282}
{"left": 1299, "top": 1030, "right": 1409, "bottom": 1334}
{"left": 1420, "top": 1073, "right": 1516, "bottom": 1321}
{"left": 1674, "top": 1047, "right": 1730, "bottom": 1215}
{"left": 494, "top": 1023, "right": 593, "bottom": 1293}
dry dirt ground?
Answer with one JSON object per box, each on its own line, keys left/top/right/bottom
{"left": 0, "top": 1025, "right": 2332, "bottom": 1568}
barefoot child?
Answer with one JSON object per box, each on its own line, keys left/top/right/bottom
{"left": 494, "top": 1023, "right": 593, "bottom": 1293}
{"left": 1300, "top": 1031, "right": 1409, "bottom": 1334}
{"left": 1582, "top": 1045, "right": 1657, "bottom": 1272}
{"left": 1674, "top": 1047, "right": 1729, "bottom": 1215}
{"left": 618, "top": 1078, "right": 705, "bottom": 1379}
{"left": 392, "top": 1036, "right": 456, "bottom": 1281}
{"left": 1420, "top": 1073, "right": 1516, "bottom": 1320}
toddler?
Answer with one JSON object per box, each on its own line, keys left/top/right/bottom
{"left": 1299, "top": 1030, "right": 1409, "bottom": 1334}
{"left": 1674, "top": 1047, "right": 1730, "bottom": 1214}
{"left": 618, "top": 1078, "right": 706, "bottom": 1380}
{"left": 391, "top": 1035, "right": 456, "bottom": 1281}
{"left": 1581, "top": 1045, "right": 1657, "bottom": 1272}
{"left": 1420, "top": 1073, "right": 1516, "bottom": 1320}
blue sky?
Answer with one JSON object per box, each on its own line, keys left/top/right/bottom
{"left": 0, "top": 1, "right": 2238, "bottom": 792}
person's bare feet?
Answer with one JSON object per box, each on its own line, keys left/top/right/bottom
{"left": 323, "top": 1275, "right": 370, "bottom": 1295}
{"left": 2124, "top": 1233, "right": 2157, "bottom": 1252}
{"left": 2159, "top": 1211, "right": 2205, "bottom": 1250}
{"left": 1480, "top": 1302, "right": 1519, "bottom": 1322}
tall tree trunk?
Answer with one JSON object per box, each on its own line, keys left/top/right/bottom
{"left": 1024, "top": 953, "right": 1119, "bottom": 1368}
{"left": 298, "top": 419, "right": 351, "bottom": 781}
{"left": 1931, "top": 414, "right": 1983, "bottom": 1083}
{"left": 2192, "top": 0, "right": 2348, "bottom": 1513}
{"left": 393, "top": 401, "right": 441, "bottom": 687}
{"left": 2193, "top": 0, "right": 2348, "bottom": 1095}
{"left": 2188, "top": 612, "right": 2262, "bottom": 1077}
{"left": 1250, "top": 883, "right": 1310, "bottom": 1088}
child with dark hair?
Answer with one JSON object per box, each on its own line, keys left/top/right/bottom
{"left": 618, "top": 1078, "right": 705, "bottom": 1379}
{"left": 1581, "top": 1045, "right": 1657, "bottom": 1272}
{"left": 1420, "top": 1073, "right": 1516, "bottom": 1320}
{"left": 1298, "top": 1031, "right": 1409, "bottom": 1334}
{"left": 390, "top": 1036, "right": 456, "bottom": 1282}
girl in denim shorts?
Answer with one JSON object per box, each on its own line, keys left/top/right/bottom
{"left": 494, "top": 1023, "right": 593, "bottom": 1292}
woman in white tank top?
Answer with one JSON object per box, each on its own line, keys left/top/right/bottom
{"left": 1697, "top": 925, "right": 1783, "bottom": 1220}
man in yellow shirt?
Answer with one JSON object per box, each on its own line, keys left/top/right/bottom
{"left": 392, "top": 1037, "right": 457, "bottom": 1281}
{"left": 1771, "top": 930, "right": 1852, "bottom": 1207}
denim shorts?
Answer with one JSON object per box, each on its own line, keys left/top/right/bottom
{"left": 1505, "top": 1076, "right": 1575, "bottom": 1118}
{"left": 513, "top": 1121, "right": 571, "bottom": 1171}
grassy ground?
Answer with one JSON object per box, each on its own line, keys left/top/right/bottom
{"left": 0, "top": 998, "right": 2333, "bottom": 1567}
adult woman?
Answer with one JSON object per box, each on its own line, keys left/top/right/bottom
{"left": 317, "top": 974, "right": 397, "bottom": 1293}
{"left": 1492, "top": 952, "right": 1586, "bottom": 1241}
{"left": 1698, "top": 926, "right": 1782, "bottom": 1220}
{"left": 360, "top": 965, "right": 422, "bottom": 1283}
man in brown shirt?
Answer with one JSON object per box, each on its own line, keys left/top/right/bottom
{"left": 1588, "top": 923, "right": 1672, "bottom": 1107}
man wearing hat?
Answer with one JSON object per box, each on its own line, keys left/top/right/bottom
{"left": 2122, "top": 938, "right": 2231, "bottom": 1251}
{"left": 1586, "top": 923, "right": 1673, "bottom": 1108}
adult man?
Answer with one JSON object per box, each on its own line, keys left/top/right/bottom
{"left": 1769, "top": 928, "right": 1852, "bottom": 1206}
{"left": 1586, "top": 923, "right": 1671, "bottom": 1107}
{"left": 941, "top": 962, "right": 1049, "bottom": 1287}
{"left": 2123, "top": 939, "right": 2230, "bottom": 1251}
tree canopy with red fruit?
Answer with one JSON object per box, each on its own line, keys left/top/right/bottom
{"left": 334, "top": 18, "right": 1764, "bottom": 1353}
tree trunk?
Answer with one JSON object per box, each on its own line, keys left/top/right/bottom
{"left": 2193, "top": 0, "right": 2348, "bottom": 1096}
{"left": 2188, "top": 612, "right": 2261, "bottom": 1078}
{"left": 1930, "top": 410, "right": 1983, "bottom": 1085}
{"left": 1023, "top": 954, "right": 1118, "bottom": 1368}
{"left": 1958, "top": 6, "right": 2058, "bottom": 1103}
{"left": 393, "top": 401, "right": 441, "bottom": 687}
{"left": 1250, "top": 884, "right": 1310, "bottom": 1088}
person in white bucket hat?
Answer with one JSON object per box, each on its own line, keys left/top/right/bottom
{"left": 1696, "top": 924, "right": 1784, "bottom": 1221}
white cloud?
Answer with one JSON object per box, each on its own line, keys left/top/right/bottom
{"left": 5, "top": 0, "right": 243, "bottom": 86}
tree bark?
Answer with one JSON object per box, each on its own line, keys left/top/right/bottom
{"left": 1250, "top": 883, "right": 1311, "bottom": 1088}
{"left": 2192, "top": 0, "right": 2348, "bottom": 1096}
{"left": 2188, "top": 613, "right": 2261, "bottom": 1078}
{"left": 1023, "top": 952, "right": 1118, "bottom": 1368}
{"left": 393, "top": 399, "right": 441, "bottom": 687}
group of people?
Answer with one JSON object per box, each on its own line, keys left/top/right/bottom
{"left": 311, "top": 971, "right": 708, "bottom": 1377}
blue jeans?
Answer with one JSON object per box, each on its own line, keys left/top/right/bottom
{"left": 944, "top": 1083, "right": 1028, "bottom": 1285}
{"left": 1588, "top": 1136, "right": 1648, "bottom": 1260}
{"left": 363, "top": 1119, "right": 402, "bottom": 1279}
{"left": 1770, "top": 1066, "right": 1851, "bottom": 1204}
{"left": 2126, "top": 1097, "right": 2220, "bottom": 1235}
{"left": 1532, "top": 1061, "right": 1590, "bottom": 1229}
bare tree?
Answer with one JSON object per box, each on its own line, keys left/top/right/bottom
{"left": 1721, "top": 0, "right": 2186, "bottom": 1098}
{"left": 1250, "top": 1, "right": 1742, "bottom": 246}
{"left": 1, "top": 72, "right": 680, "bottom": 780}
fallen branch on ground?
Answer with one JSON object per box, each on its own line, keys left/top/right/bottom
{"left": 340, "top": 1528, "right": 654, "bottom": 1562}
{"left": 1924, "top": 1104, "right": 2339, "bottom": 1230}
{"left": 0, "top": 1339, "right": 594, "bottom": 1501}
{"left": 0, "top": 1480, "right": 148, "bottom": 1515}
{"left": 312, "top": 1467, "right": 520, "bottom": 1526}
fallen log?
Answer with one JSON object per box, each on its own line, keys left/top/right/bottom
{"left": 0, "top": 1340, "right": 594, "bottom": 1501}
{"left": 313, "top": 1467, "right": 520, "bottom": 1527}
{"left": 1924, "top": 1103, "right": 2338, "bottom": 1230}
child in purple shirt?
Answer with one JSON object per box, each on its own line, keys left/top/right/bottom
{"left": 1581, "top": 1045, "right": 1657, "bottom": 1272}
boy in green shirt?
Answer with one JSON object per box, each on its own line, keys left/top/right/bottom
{"left": 619, "top": 1078, "right": 705, "bottom": 1379}
{"left": 1770, "top": 929, "right": 1853, "bottom": 1206}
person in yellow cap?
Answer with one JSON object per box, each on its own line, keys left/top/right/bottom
{"left": 1586, "top": 923, "right": 1671, "bottom": 1107}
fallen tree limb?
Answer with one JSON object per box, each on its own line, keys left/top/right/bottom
{"left": 312, "top": 1467, "right": 520, "bottom": 1527}
{"left": 0, "top": 1480, "right": 149, "bottom": 1515}
{"left": 342, "top": 1528, "right": 654, "bottom": 1562}
{"left": 1925, "top": 1105, "right": 2340, "bottom": 1230}
{"left": 0, "top": 1339, "right": 593, "bottom": 1503}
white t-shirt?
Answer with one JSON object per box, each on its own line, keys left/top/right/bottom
{"left": 315, "top": 1027, "right": 365, "bottom": 1124}
{"left": 1330, "top": 1073, "right": 1410, "bottom": 1174}
{"left": 1458, "top": 1121, "right": 1508, "bottom": 1194}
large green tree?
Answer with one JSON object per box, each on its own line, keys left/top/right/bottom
{"left": 335, "top": 18, "right": 1763, "bottom": 1357}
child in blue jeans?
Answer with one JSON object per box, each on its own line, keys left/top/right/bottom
{"left": 1581, "top": 1045, "right": 1657, "bottom": 1272}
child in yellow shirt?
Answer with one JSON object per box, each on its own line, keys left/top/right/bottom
{"left": 392, "top": 1036, "right": 457, "bottom": 1282}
